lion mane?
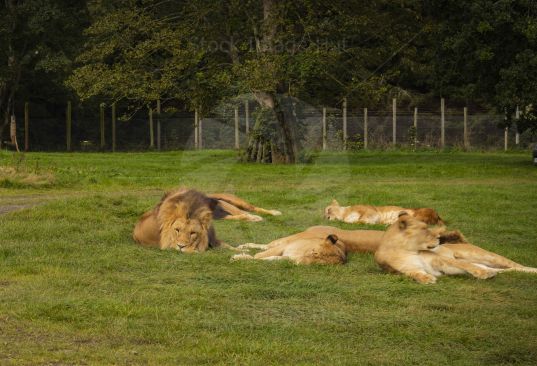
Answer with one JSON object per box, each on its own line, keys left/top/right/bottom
{"left": 133, "top": 188, "right": 221, "bottom": 252}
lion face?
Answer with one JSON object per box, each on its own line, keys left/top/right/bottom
{"left": 324, "top": 199, "right": 341, "bottom": 220}
{"left": 396, "top": 214, "right": 442, "bottom": 251}
{"left": 157, "top": 190, "right": 218, "bottom": 253}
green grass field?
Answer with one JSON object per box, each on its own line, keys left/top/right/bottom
{"left": 1, "top": 150, "right": 537, "bottom": 365}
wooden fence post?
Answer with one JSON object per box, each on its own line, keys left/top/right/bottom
{"left": 515, "top": 106, "right": 520, "bottom": 145}
{"left": 413, "top": 107, "right": 418, "bottom": 128}
{"left": 392, "top": 98, "right": 397, "bottom": 146}
{"left": 504, "top": 127, "right": 508, "bottom": 152}
{"left": 24, "top": 102, "right": 29, "bottom": 152}
{"left": 245, "top": 100, "right": 250, "bottom": 135}
{"left": 363, "top": 107, "right": 368, "bottom": 150}
{"left": 234, "top": 106, "right": 239, "bottom": 149}
{"left": 99, "top": 102, "right": 105, "bottom": 150}
{"left": 112, "top": 103, "right": 116, "bottom": 152}
{"left": 342, "top": 98, "right": 347, "bottom": 150}
{"left": 441, "top": 98, "right": 445, "bottom": 148}
{"left": 322, "top": 107, "right": 327, "bottom": 151}
{"left": 149, "top": 107, "right": 154, "bottom": 148}
{"left": 66, "top": 101, "right": 72, "bottom": 152}
{"left": 463, "top": 107, "right": 469, "bottom": 149}
{"left": 10, "top": 115, "right": 19, "bottom": 152}
{"left": 194, "top": 108, "right": 199, "bottom": 149}
{"left": 156, "top": 99, "right": 161, "bottom": 150}
{"left": 199, "top": 114, "right": 203, "bottom": 149}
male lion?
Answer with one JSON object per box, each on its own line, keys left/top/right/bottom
{"left": 133, "top": 188, "right": 280, "bottom": 252}
{"left": 232, "top": 234, "right": 347, "bottom": 265}
{"left": 324, "top": 199, "right": 443, "bottom": 225}
{"left": 133, "top": 189, "right": 221, "bottom": 252}
{"left": 374, "top": 213, "right": 537, "bottom": 284}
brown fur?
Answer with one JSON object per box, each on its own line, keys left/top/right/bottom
{"left": 133, "top": 189, "right": 281, "bottom": 252}
{"left": 324, "top": 199, "right": 443, "bottom": 225}
{"left": 133, "top": 189, "right": 220, "bottom": 252}
{"left": 232, "top": 234, "right": 347, "bottom": 265}
{"left": 374, "top": 214, "right": 537, "bottom": 284}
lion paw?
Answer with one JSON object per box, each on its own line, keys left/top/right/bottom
{"left": 231, "top": 254, "right": 254, "bottom": 261}
{"left": 473, "top": 270, "right": 497, "bottom": 280}
{"left": 248, "top": 215, "right": 264, "bottom": 222}
{"left": 413, "top": 273, "right": 437, "bottom": 284}
{"left": 268, "top": 210, "right": 282, "bottom": 216}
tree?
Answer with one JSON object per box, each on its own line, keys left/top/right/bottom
{"left": 0, "top": 0, "right": 89, "bottom": 148}
{"left": 69, "top": 0, "right": 424, "bottom": 162}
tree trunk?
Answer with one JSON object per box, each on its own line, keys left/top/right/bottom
{"left": 245, "top": 0, "right": 297, "bottom": 163}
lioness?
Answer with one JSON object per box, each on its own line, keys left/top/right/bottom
{"left": 232, "top": 234, "right": 347, "bottom": 265}
{"left": 375, "top": 213, "right": 537, "bottom": 284}
{"left": 237, "top": 226, "right": 384, "bottom": 254}
{"left": 133, "top": 188, "right": 281, "bottom": 252}
{"left": 324, "top": 199, "right": 443, "bottom": 225}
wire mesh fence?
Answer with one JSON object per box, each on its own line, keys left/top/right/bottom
{"left": 8, "top": 100, "right": 534, "bottom": 152}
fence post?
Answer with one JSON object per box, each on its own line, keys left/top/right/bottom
{"left": 342, "top": 98, "right": 347, "bottom": 150}
{"left": 199, "top": 114, "right": 203, "bottom": 149}
{"left": 515, "top": 106, "right": 520, "bottom": 145}
{"left": 504, "top": 127, "right": 508, "bottom": 152}
{"left": 441, "top": 98, "right": 445, "bottom": 148}
{"left": 322, "top": 107, "right": 327, "bottom": 151}
{"left": 24, "top": 102, "right": 29, "bottom": 152}
{"left": 413, "top": 107, "right": 418, "bottom": 128}
{"left": 234, "top": 106, "right": 239, "bottom": 149}
{"left": 463, "top": 107, "right": 469, "bottom": 149}
{"left": 149, "top": 107, "right": 154, "bottom": 148}
{"left": 100, "top": 102, "right": 105, "bottom": 150}
{"left": 194, "top": 108, "right": 199, "bottom": 149}
{"left": 156, "top": 99, "right": 161, "bottom": 150}
{"left": 10, "top": 115, "right": 19, "bottom": 152}
{"left": 112, "top": 103, "right": 116, "bottom": 152}
{"left": 245, "top": 100, "right": 250, "bottom": 135}
{"left": 392, "top": 98, "right": 397, "bottom": 146}
{"left": 363, "top": 107, "right": 368, "bottom": 150}
{"left": 66, "top": 101, "right": 72, "bottom": 152}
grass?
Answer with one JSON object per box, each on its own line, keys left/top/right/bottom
{"left": 1, "top": 149, "right": 537, "bottom": 365}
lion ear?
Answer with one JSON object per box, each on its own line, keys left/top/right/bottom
{"left": 326, "top": 234, "right": 339, "bottom": 245}
{"left": 398, "top": 214, "right": 410, "bottom": 230}
{"left": 331, "top": 199, "right": 339, "bottom": 206}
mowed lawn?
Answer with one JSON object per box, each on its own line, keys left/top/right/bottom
{"left": 1, "top": 150, "right": 537, "bottom": 365}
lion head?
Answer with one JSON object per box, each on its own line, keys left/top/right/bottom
{"left": 412, "top": 208, "right": 444, "bottom": 225}
{"left": 386, "top": 213, "right": 444, "bottom": 252}
{"left": 324, "top": 199, "right": 342, "bottom": 221}
{"left": 157, "top": 189, "right": 219, "bottom": 253}
{"left": 311, "top": 234, "right": 347, "bottom": 264}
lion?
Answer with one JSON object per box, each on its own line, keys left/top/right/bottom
{"left": 232, "top": 234, "right": 347, "bottom": 265}
{"left": 237, "top": 226, "right": 384, "bottom": 254}
{"left": 133, "top": 188, "right": 221, "bottom": 252}
{"left": 133, "top": 188, "right": 282, "bottom": 252}
{"left": 324, "top": 199, "right": 443, "bottom": 225}
{"left": 374, "top": 213, "right": 537, "bottom": 284}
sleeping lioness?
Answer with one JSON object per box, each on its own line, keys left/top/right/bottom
{"left": 324, "top": 199, "right": 443, "bottom": 225}
{"left": 232, "top": 234, "right": 347, "bottom": 265}
{"left": 374, "top": 213, "right": 537, "bottom": 284}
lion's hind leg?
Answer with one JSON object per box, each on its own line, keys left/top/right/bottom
{"left": 216, "top": 200, "right": 263, "bottom": 222}
{"left": 236, "top": 243, "right": 269, "bottom": 251}
{"left": 443, "top": 243, "right": 537, "bottom": 272}
{"left": 429, "top": 255, "right": 497, "bottom": 280}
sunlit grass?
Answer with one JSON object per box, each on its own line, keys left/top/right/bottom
{"left": 1, "top": 150, "right": 536, "bottom": 365}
